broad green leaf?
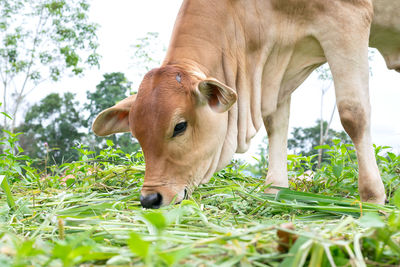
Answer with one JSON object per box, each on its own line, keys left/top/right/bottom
{"left": 16, "top": 239, "right": 43, "bottom": 257}
{"left": 158, "top": 247, "right": 191, "bottom": 266}
{"left": 332, "top": 139, "right": 341, "bottom": 145}
{"left": 65, "top": 178, "right": 75, "bottom": 187}
{"left": 80, "top": 251, "right": 118, "bottom": 262}
{"left": 143, "top": 212, "right": 167, "bottom": 233}
{"left": 68, "top": 246, "right": 93, "bottom": 263}
{"left": 359, "top": 213, "right": 385, "bottom": 228}
{"left": 106, "top": 139, "right": 114, "bottom": 147}
{"left": 127, "top": 233, "right": 149, "bottom": 258}
{"left": 393, "top": 188, "right": 400, "bottom": 209}
{"left": 387, "top": 152, "right": 397, "bottom": 162}
{"left": 52, "top": 243, "right": 72, "bottom": 262}
{"left": 314, "top": 145, "right": 330, "bottom": 150}
{"left": 332, "top": 165, "right": 343, "bottom": 179}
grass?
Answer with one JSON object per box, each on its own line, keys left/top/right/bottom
{"left": 1, "top": 138, "right": 400, "bottom": 266}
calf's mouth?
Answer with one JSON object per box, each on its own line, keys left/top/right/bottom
{"left": 140, "top": 187, "right": 190, "bottom": 209}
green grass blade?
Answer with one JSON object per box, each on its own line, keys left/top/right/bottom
{"left": 279, "top": 236, "right": 311, "bottom": 267}
{"left": 309, "top": 243, "right": 324, "bottom": 267}
{"left": 0, "top": 175, "right": 16, "bottom": 210}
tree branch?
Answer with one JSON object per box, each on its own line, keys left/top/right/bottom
{"left": 11, "top": 8, "right": 48, "bottom": 131}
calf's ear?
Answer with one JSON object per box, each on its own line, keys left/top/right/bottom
{"left": 92, "top": 94, "right": 136, "bottom": 136}
{"left": 198, "top": 78, "right": 237, "bottom": 113}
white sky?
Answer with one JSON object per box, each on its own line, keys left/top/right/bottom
{"left": 37, "top": 0, "right": 400, "bottom": 158}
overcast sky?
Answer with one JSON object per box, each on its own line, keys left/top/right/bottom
{"left": 38, "top": 0, "right": 400, "bottom": 158}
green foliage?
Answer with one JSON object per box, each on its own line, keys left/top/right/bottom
{"left": 0, "top": 175, "right": 14, "bottom": 209}
{"left": 0, "top": 124, "right": 399, "bottom": 265}
{"left": 85, "top": 72, "right": 132, "bottom": 126}
{"left": 245, "top": 136, "right": 269, "bottom": 177}
{"left": 288, "top": 140, "right": 400, "bottom": 201}
{"left": 130, "top": 32, "right": 165, "bottom": 77}
{"left": 0, "top": 130, "right": 30, "bottom": 181}
{"left": 288, "top": 140, "right": 359, "bottom": 195}
{"left": 85, "top": 72, "right": 140, "bottom": 154}
{"left": 315, "top": 63, "right": 333, "bottom": 81}
{"left": 0, "top": 106, "right": 31, "bottom": 210}
{"left": 375, "top": 145, "right": 400, "bottom": 199}
{"left": 18, "top": 92, "right": 86, "bottom": 165}
{"left": 248, "top": 121, "right": 351, "bottom": 176}
{"left": 288, "top": 120, "right": 351, "bottom": 160}
{"left": 15, "top": 72, "right": 141, "bottom": 168}
{"left": 128, "top": 233, "right": 149, "bottom": 259}
{"left": 0, "top": 0, "right": 99, "bottom": 129}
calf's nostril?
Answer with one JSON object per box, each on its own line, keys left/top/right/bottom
{"left": 140, "top": 193, "right": 162, "bottom": 209}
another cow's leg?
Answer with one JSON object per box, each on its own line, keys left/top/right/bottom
{"left": 264, "top": 96, "right": 291, "bottom": 193}
{"left": 320, "top": 25, "right": 386, "bottom": 204}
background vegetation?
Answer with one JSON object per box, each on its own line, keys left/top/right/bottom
{"left": 1, "top": 128, "right": 399, "bottom": 266}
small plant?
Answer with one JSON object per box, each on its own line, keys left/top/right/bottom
{"left": 0, "top": 130, "right": 31, "bottom": 183}
{"left": 0, "top": 106, "right": 31, "bottom": 209}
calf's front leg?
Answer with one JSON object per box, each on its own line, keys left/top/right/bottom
{"left": 263, "top": 96, "right": 291, "bottom": 193}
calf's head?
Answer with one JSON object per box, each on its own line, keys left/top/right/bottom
{"left": 93, "top": 65, "right": 237, "bottom": 208}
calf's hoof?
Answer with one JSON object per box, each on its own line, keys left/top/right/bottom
{"left": 360, "top": 194, "right": 386, "bottom": 205}
{"left": 265, "top": 187, "right": 280, "bottom": 194}
{"left": 360, "top": 185, "right": 386, "bottom": 205}
{"left": 264, "top": 181, "right": 288, "bottom": 195}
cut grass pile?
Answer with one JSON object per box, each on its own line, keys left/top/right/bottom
{"left": 1, "top": 142, "right": 400, "bottom": 266}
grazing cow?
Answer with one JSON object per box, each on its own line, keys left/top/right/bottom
{"left": 93, "top": 0, "right": 399, "bottom": 208}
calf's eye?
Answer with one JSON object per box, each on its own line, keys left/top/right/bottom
{"left": 173, "top": 121, "right": 187, "bottom": 137}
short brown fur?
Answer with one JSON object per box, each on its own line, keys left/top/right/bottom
{"left": 271, "top": 0, "right": 326, "bottom": 19}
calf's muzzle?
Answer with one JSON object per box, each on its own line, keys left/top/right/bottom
{"left": 140, "top": 193, "right": 163, "bottom": 209}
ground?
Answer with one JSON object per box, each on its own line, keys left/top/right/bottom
{"left": 0, "top": 142, "right": 400, "bottom": 266}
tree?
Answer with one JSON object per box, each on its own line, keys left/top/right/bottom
{"left": 19, "top": 92, "right": 86, "bottom": 165}
{"left": 0, "top": 0, "right": 100, "bottom": 130}
{"left": 245, "top": 136, "right": 269, "bottom": 177}
{"left": 288, "top": 120, "right": 351, "bottom": 161}
{"left": 130, "top": 32, "right": 165, "bottom": 78}
{"left": 85, "top": 72, "right": 131, "bottom": 127}
{"left": 85, "top": 72, "right": 139, "bottom": 154}
{"left": 315, "top": 64, "right": 336, "bottom": 168}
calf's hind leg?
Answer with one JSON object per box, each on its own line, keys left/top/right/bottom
{"left": 320, "top": 21, "right": 385, "bottom": 204}
{"left": 336, "top": 99, "right": 385, "bottom": 204}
